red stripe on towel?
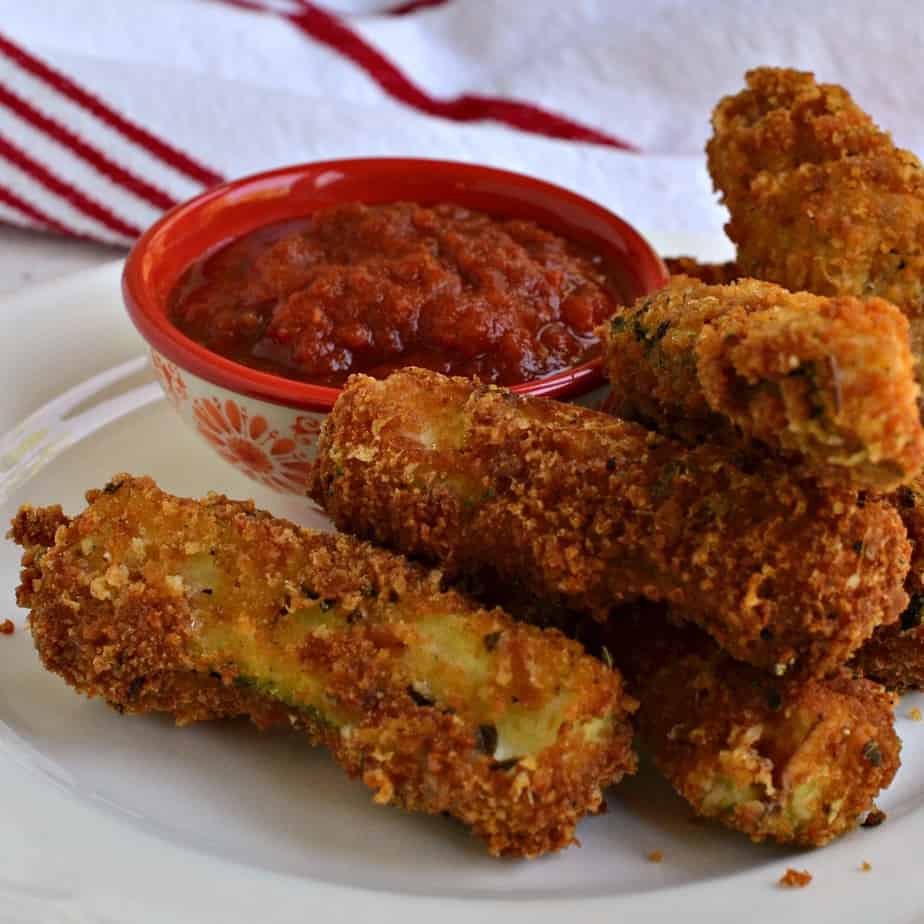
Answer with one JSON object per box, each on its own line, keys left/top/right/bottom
{"left": 0, "top": 32, "right": 225, "bottom": 187}
{"left": 0, "top": 133, "right": 142, "bottom": 239}
{"left": 217, "top": 0, "right": 639, "bottom": 150}
{"left": 0, "top": 83, "right": 178, "bottom": 211}
{"left": 0, "top": 181, "right": 83, "bottom": 237}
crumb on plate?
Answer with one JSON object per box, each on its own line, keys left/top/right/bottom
{"left": 862, "top": 808, "right": 887, "bottom": 828}
{"left": 861, "top": 861, "right": 872, "bottom": 872}
{"left": 647, "top": 849, "right": 664, "bottom": 863}
{"left": 0, "top": 619, "right": 14, "bottom": 635}
{"left": 779, "top": 868, "right": 813, "bottom": 888}
{"left": 909, "top": 707, "right": 922, "bottom": 721}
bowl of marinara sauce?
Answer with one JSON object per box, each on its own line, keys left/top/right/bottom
{"left": 123, "top": 159, "right": 667, "bottom": 495}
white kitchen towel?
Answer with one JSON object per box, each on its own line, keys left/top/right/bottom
{"left": 1, "top": 0, "right": 923, "bottom": 248}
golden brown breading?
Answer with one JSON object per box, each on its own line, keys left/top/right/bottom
{"left": 311, "top": 368, "right": 910, "bottom": 675}
{"left": 600, "top": 276, "right": 924, "bottom": 490}
{"left": 854, "top": 615, "right": 924, "bottom": 694}
{"left": 10, "top": 503, "right": 69, "bottom": 548}
{"left": 707, "top": 67, "right": 891, "bottom": 204}
{"left": 663, "top": 257, "right": 741, "bottom": 286}
{"left": 602, "top": 608, "right": 900, "bottom": 847}
{"left": 732, "top": 156, "right": 924, "bottom": 350}
{"left": 853, "top": 475, "right": 924, "bottom": 691}
{"left": 10, "top": 475, "right": 637, "bottom": 859}
{"left": 707, "top": 68, "right": 924, "bottom": 348}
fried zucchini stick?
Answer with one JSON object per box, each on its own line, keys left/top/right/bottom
{"left": 10, "top": 476, "right": 637, "bottom": 859}
{"left": 707, "top": 68, "right": 924, "bottom": 356}
{"left": 853, "top": 475, "right": 924, "bottom": 691}
{"left": 311, "top": 368, "right": 910, "bottom": 675}
{"left": 601, "top": 277, "right": 924, "bottom": 490}
{"left": 602, "top": 609, "right": 900, "bottom": 846}
{"left": 707, "top": 67, "right": 892, "bottom": 206}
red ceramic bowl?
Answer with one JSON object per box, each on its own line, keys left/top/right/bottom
{"left": 124, "top": 158, "right": 667, "bottom": 494}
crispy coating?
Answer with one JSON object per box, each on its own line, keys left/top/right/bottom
{"left": 601, "top": 276, "right": 924, "bottom": 490}
{"left": 707, "top": 68, "right": 924, "bottom": 350}
{"left": 10, "top": 475, "right": 637, "bottom": 858}
{"left": 707, "top": 67, "right": 891, "bottom": 204}
{"left": 853, "top": 475, "right": 924, "bottom": 690}
{"left": 603, "top": 608, "right": 900, "bottom": 846}
{"left": 311, "top": 368, "right": 910, "bottom": 675}
{"left": 855, "top": 616, "right": 924, "bottom": 693}
{"left": 10, "top": 503, "right": 69, "bottom": 548}
{"left": 663, "top": 257, "right": 741, "bottom": 286}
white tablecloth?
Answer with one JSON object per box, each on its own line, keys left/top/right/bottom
{"left": 2, "top": 0, "right": 923, "bottom": 290}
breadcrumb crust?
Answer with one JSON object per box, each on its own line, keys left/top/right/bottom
{"left": 10, "top": 476, "right": 637, "bottom": 858}
{"left": 601, "top": 276, "right": 924, "bottom": 490}
{"left": 602, "top": 611, "right": 900, "bottom": 847}
{"left": 708, "top": 68, "right": 924, "bottom": 360}
{"left": 312, "top": 368, "right": 909, "bottom": 675}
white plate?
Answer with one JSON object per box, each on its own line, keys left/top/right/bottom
{"left": 3, "top": 236, "right": 924, "bottom": 924}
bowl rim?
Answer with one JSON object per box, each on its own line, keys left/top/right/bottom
{"left": 123, "top": 157, "right": 668, "bottom": 411}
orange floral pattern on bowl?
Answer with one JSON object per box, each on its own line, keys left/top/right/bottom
{"left": 150, "top": 353, "right": 188, "bottom": 410}
{"left": 150, "top": 349, "right": 325, "bottom": 496}
{"left": 192, "top": 396, "right": 316, "bottom": 495}
{"left": 293, "top": 414, "right": 325, "bottom": 443}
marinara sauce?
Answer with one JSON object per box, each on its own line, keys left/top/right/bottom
{"left": 169, "top": 202, "right": 627, "bottom": 387}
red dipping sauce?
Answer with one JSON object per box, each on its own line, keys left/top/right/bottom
{"left": 169, "top": 202, "right": 628, "bottom": 387}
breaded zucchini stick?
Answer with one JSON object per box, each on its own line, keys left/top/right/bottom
{"left": 707, "top": 67, "right": 892, "bottom": 206}
{"left": 853, "top": 475, "right": 924, "bottom": 691}
{"left": 311, "top": 368, "right": 910, "bottom": 675}
{"left": 10, "top": 476, "right": 637, "bottom": 859}
{"left": 601, "top": 277, "right": 924, "bottom": 490}
{"left": 707, "top": 68, "right": 924, "bottom": 356}
{"left": 602, "top": 608, "right": 900, "bottom": 846}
